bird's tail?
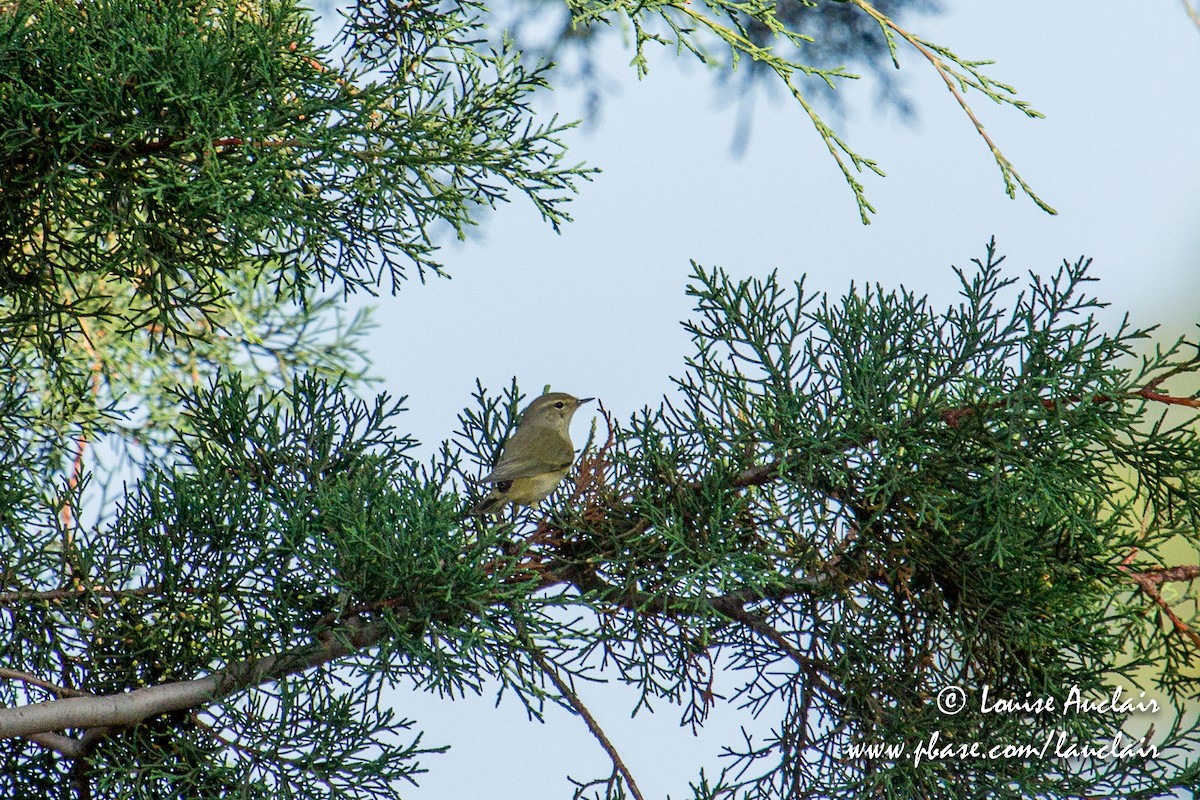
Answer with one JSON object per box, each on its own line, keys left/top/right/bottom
{"left": 466, "top": 492, "right": 504, "bottom": 517}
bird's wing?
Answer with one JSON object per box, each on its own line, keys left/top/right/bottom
{"left": 479, "top": 428, "right": 574, "bottom": 484}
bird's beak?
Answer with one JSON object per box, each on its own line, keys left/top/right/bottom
{"left": 577, "top": 397, "right": 595, "bottom": 404}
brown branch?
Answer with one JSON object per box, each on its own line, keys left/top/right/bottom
{"left": 1128, "top": 574, "right": 1200, "bottom": 650}
{"left": 1133, "top": 388, "right": 1200, "bottom": 409}
{"left": 709, "top": 597, "right": 843, "bottom": 703}
{"left": 515, "top": 615, "right": 645, "bottom": 800}
{"left": 0, "top": 584, "right": 169, "bottom": 606}
{"left": 1120, "top": 556, "right": 1200, "bottom": 651}
{"left": 1184, "top": 0, "right": 1200, "bottom": 33}
{"left": 1130, "top": 564, "right": 1200, "bottom": 587}
{"left": 709, "top": 600, "right": 823, "bottom": 671}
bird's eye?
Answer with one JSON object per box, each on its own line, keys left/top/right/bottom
{"left": 554, "top": 401, "right": 565, "bottom": 409}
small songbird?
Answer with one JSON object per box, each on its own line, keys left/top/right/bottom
{"left": 468, "top": 392, "right": 593, "bottom": 516}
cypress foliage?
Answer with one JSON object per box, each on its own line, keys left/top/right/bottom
{"left": 1, "top": 1, "right": 1197, "bottom": 799}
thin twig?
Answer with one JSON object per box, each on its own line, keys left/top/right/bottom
{"left": 1183, "top": 0, "right": 1200, "bottom": 32}
{"left": 0, "top": 584, "right": 171, "bottom": 605}
{"left": 1134, "top": 388, "right": 1200, "bottom": 409}
{"left": 1120, "top": 556, "right": 1200, "bottom": 650}
{"left": 1130, "top": 564, "right": 1200, "bottom": 587}
{"left": 1129, "top": 574, "right": 1200, "bottom": 650}
{"left": 710, "top": 598, "right": 843, "bottom": 703}
{"left": 515, "top": 615, "right": 645, "bottom": 800}
{"left": 0, "top": 667, "right": 90, "bottom": 698}
{"left": 846, "top": 0, "right": 1055, "bottom": 214}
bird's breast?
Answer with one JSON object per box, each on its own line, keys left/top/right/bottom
{"left": 506, "top": 470, "right": 571, "bottom": 505}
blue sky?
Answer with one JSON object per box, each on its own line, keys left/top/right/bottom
{"left": 345, "top": 2, "right": 1200, "bottom": 795}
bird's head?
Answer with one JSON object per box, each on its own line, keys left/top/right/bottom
{"left": 521, "top": 392, "right": 594, "bottom": 431}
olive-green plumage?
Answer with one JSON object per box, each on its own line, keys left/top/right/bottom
{"left": 468, "top": 392, "right": 593, "bottom": 515}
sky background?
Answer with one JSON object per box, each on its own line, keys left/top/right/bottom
{"left": 325, "top": 2, "right": 1200, "bottom": 796}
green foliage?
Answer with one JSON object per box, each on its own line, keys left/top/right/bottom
{"left": 0, "top": 0, "right": 592, "bottom": 494}
{"left": 0, "top": 0, "right": 588, "bottom": 345}
{"left": 0, "top": 1, "right": 595, "bottom": 794}
{"left": 537, "top": 0, "right": 1048, "bottom": 221}
{"left": 5, "top": 230, "right": 1200, "bottom": 797}
{"left": 490, "top": 0, "right": 939, "bottom": 119}
{"left": 2, "top": 376, "right": 504, "bottom": 797}
{"left": 446, "top": 242, "right": 1200, "bottom": 798}
{"left": 1, "top": 0, "right": 1197, "bottom": 797}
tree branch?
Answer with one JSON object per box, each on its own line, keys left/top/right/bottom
{"left": 846, "top": 0, "right": 1055, "bottom": 214}
{"left": 1128, "top": 572, "right": 1200, "bottom": 650}
{"left": 0, "top": 667, "right": 90, "bottom": 698}
{"left": 516, "top": 614, "right": 645, "bottom": 800}
{"left": 1120, "top": 554, "right": 1200, "bottom": 651}
{"left": 709, "top": 597, "right": 844, "bottom": 703}
{"left": 1183, "top": 0, "right": 1200, "bottom": 33}
{"left": 729, "top": 379, "right": 1200, "bottom": 489}
{"left": 23, "top": 730, "right": 85, "bottom": 758}
{"left": 0, "top": 585, "right": 168, "bottom": 606}
{"left": 1130, "top": 564, "right": 1200, "bottom": 587}
{"left": 0, "top": 618, "right": 386, "bottom": 738}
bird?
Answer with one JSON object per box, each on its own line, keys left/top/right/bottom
{"left": 468, "top": 392, "right": 593, "bottom": 516}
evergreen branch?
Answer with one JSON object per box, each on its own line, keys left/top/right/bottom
{"left": 707, "top": 598, "right": 844, "bottom": 702}
{"left": 1124, "top": 570, "right": 1200, "bottom": 651}
{"left": 777, "top": 73, "right": 880, "bottom": 225}
{"left": 567, "top": 0, "right": 1050, "bottom": 220}
{"left": 532, "top": 554, "right": 851, "bottom": 706}
{"left": 731, "top": 379, "right": 1200, "bottom": 490}
{"left": 544, "top": 548, "right": 836, "bottom": 610}
{"left": 515, "top": 614, "right": 646, "bottom": 800}
{"left": 845, "top": 0, "right": 1055, "bottom": 215}
{"left": 1184, "top": 0, "right": 1200, "bottom": 32}
{"left": 23, "top": 730, "right": 86, "bottom": 759}
{"left": 0, "top": 668, "right": 90, "bottom": 699}
{"left": 1129, "top": 564, "right": 1200, "bottom": 586}
{"left": 187, "top": 710, "right": 381, "bottom": 790}
{"left": 76, "top": 131, "right": 303, "bottom": 159}
{"left": 0, "top": 618, "right": 387, "bottom": 739}
{"left": 668, "top": 3, "right": 881, "bottom": 223}
{"left": 0, "top": 584, "right": 175, "bottom": 606}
